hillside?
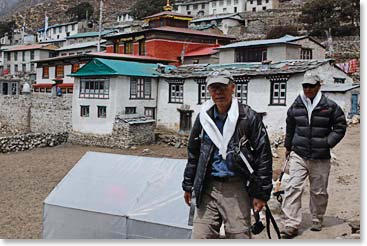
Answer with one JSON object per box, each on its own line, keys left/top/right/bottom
{"left": 0, "top": 0, "right": 137, "bottom": 33}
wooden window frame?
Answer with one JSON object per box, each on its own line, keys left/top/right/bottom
{"left": 55, "top": 65, "right": 64, "bottom": 78}
{"left": 97, "top": 106, "right": 107, "bottom": 118}
{"left": 79, "top": 78, "right": 110, "bottom": 99}
{"left": 80, "top": 105, "right": 89, "bottom": 117}
{"left": 130, "top": 77, "right": 152, "bottom": 99}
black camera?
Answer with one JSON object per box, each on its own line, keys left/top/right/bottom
{"left": 250, "top": 220, "right": 265, "bottom": 234}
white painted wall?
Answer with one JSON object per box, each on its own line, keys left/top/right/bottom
{"left": 156, "top": 63, "right": 355, "bottom": 135}
{"left": 247, "top": 0, "right": 278, "bottom": 12}
{"left": 72, "top": 76, "right": 159, "bottom": 134}
{"left": 219, "top": 49, "right": 235, "bottom": 63}
{"left": 209, "top": 0, "right": 246, "bottom": 15}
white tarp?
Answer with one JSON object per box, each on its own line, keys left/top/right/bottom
{"left": 43, "top": 151, "right": 192, "bottom": 239}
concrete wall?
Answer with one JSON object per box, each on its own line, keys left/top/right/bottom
{"left": 292, "top": 39, "right": 326, "bottom": 59}
{"left": 219, "top": 49, "right": 235, "bottom": 63}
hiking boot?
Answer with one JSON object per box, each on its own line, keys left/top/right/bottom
{"left": 280, "top": 226, "right": 298, "bottom": 239}
{"left": 310, "top": 221, "right": 322, "bottom": 231}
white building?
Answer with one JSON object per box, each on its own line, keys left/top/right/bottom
{"left": 158, "top": 59, "right": 358, "bottom": 134}
{"left": 37, "top": 21, "right": 79, "bottom": 43}
{"left": 117, "top": 11, "right": 134, "bottom": 23}
{"left": 217, "top": 35, "right": 326, "bottom": 63}
{"left": 246, "top": 0, "right": 279, "bottom": 12}
{"left": 69, "top": 58, "right": 358, "bottom": 136}
{"left": 175, "top": 0, "right": 210, "bottom": 17}
{"left": 1, "top": 44, "right": 58, "bottom": 80}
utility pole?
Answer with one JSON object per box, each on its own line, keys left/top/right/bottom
{"left": 97, "top": 0, "right": 103, "bottom": 52}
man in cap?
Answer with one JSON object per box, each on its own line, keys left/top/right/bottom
{"left": 182, "top": 69, "right": 273, "bottom": 238}
{"left": 280, "top": 73, "right": 347, "bottom": 238}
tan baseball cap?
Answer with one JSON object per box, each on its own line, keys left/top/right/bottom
{"left": 206, "top": 69, "right": 234, "bottom": 87}
{"left": 302, "top": 73, "right": 321, "bottom": 85}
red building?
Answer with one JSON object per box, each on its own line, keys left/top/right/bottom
{"left": 103, "top": 2, "right": 235, "bottom": 66}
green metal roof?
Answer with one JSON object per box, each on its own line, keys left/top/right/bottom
{"left": 69, "top": 58, "right": 161, "bottom": 77}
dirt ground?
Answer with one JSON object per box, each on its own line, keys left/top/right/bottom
{"left": 0, "top": 125, "right": 360, "bottom": 239}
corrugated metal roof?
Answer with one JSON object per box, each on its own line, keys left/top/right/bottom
{"left": 67, "top": 30, "right": 117, "bottom": 39}
{"left": 70, "top": 58, "right": 161, "bottom": 77}
{"left": 56, "top": 41, "right": 106, "bottom": 51}
{"left": 38, "top": 21, "right": 78, "bottom": 32}
{"left": 161, "top": 59, "right": 335, "bottom": 78}
{"left": 184, "top": 46, "right": 219, "bottom": 57}
{"left": 190, "top": 13, "right": 242, "bottom": 23}
{"left": 217, "top": 35, "right": 305, "bottom": 49}
{"left": 4, "top": 44, "right": 58, "bottom": 52}
{"left": 321, "top": 84, "right": 360, "bottom": 92}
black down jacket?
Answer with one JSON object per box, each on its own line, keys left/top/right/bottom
{"left": 285, "top": 94, "right": 347, "bottom": 160}
{"left": 182, "top": 102, "right": 273, "bottom": 207}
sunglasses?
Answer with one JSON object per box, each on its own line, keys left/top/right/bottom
{"left": 302, "top": 83, "right": 318, "bottom": 89}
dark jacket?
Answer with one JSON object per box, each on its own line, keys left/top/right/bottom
{"left": 284, "top": 94, "right": 347, "bottom": 160}
{"left": 182, "top": 102, "right": 273, "bottom": 207}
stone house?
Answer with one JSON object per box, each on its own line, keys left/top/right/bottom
{"left": 65, "top": 30, "right": 118, "bottom": 46}
{"left": 247, "top": 0, "right": 279, "bottom": 12}
{"left": 218, "top": 35, "right": 326, "bottom": 63}
{"left": 157, "top": 59, "right": 358, "bottom": 135}
{"left": 37, "top": 21, "right": 79, "bottom": 43}
{"left": 189, "top": 13, "right": 244, "bottom": 35}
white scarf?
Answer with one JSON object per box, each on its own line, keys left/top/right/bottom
{"left": 300, "top": 90, "right": 322, "bottom": 124}
{"left": 199, "top": 97, "right": 239, "bottom": 160}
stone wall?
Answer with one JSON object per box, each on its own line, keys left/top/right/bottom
{"left": 332, "top": 36, "right": 360, "bottom": 61}
{"left": 0, "top": 94, "right": 72, "bottom": 134}
{"left": 69, "top": 115, "right": 155, "bottom": 148}
{"left": 0, "top": 132, "right": 68, "bottom": 153}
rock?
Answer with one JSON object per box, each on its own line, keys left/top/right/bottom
{"left": 142, "top": 148, "right": 150, "bottom": 153}
{"left": 348, "top": 220, "right": 360, "bottom": 233}
{"left": 350, "top": 233, "right": 360, "bottom": 239}
{"left": 130, "top": 146, "right": 137, "bottom": 150}
{"left": 174, "top": 142, "right": 181, "bottom": 148}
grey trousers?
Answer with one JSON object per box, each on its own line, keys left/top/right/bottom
{"left": 281, "top": 151, "right": 331, "bottom": 229}
{"left": 192, "top": 178, "right": 252, "bottom": 239}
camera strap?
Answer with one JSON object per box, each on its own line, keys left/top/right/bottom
{"left": 265, "top": 204, "right": 281, "bottom": 239}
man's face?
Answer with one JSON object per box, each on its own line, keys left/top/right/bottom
{"left": 208, "top": 82, "right": 235, "bottom": 109}
{"left": 302, "top": 83, "right": 321, "bottom": 99}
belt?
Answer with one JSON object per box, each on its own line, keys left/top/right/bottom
{"left": 209, "top": 176, "right": 242, "bottom": 183}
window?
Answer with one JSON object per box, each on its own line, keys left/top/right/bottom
{"left": 22, "top": 64, "right": 26, "bottom": 72}
{"left": 80, "top": 78, "right": 110, "bottom": 99}
{"left": 53, "top": 28, "right": 56, "bottom": 34}
{"left": 22, "top": 51, "right": 26, "bottom": 61}
{"left": 14, "top": 64, "right": 18, "bottom": 72}
{"left": 212, "top": 2, "right": 216, "bottom": 7}
{"left": 14, "top": 52, "right": 18, "bottom": 61}
{"left": 55, "top": 65, "right": 64, "bottom": 78}
{"left": 250, "top": 0, "right": 253, "bottom": 4}
{"left": 186, "top": 5, "right": 190, "bottom": 10}
{"left": 130, "top": 77, "right": 152, "bottom": 99}
{"left": 301, "top": 48, "right": 313, "bottom": 59}
{"left": 270, "top": 81, "right": 287, "bottom": 105}
{"left": 223, "top": 8, "right": 227, "bottom": 12}
{"left": 201, "top": 3, "right": 205, "bottom": 8}
{"left": 234, "top": 77, "right": 249, "bottom": 104}
{"left": 42, "top": 66, "right": 49, "bottom": 79}
{"left": 30, "top": 50, "right": 35, "bottom": 60}
{"left": 59, "top": 27, "right": 62, "bottom": 33}
{"left": 234, "top": 6, "right": 238, "bottom": 12}
{"left": 71, "top": 63, "right": 80, "bottom": 73}
{"left": 257, "top": 0, "right": 262, "bottom": 5}
{"left": 263, "top": 6, "right": 266, "bottom": 10}
{"left": 169, "top": 83, "right": 184, "bottom": 103}
{"left": 193, "top": 4, "right": 198, "bottom": 10}
{"left": 97, "top": 106, "right": 107, "bottom": 118}
{"left": 30, "top": 64, "right": 35, "bottom": 72}
{"left": 124, "top": 41, "right": 133, "bottom": 54}
{"left": 234, "top": 0, "right": 238, "bottom": 4}
{"left": 252, "top": 7, "right": 256, "bottom": 12}
{"left": 80, "top": 106, "right": 89, "bottom": 117}
{"left": 266, "top": 0, "right": 269, "bottom": 3}
{"left": 125, "top": 107, "right": 136, "bottom": 114}
{"left": 72, "top": 24, "right": 75, "bottom": 31}
{"left": 144, "top": 107, "right": 156, "bottom": 119}
{"left": 219, "top": 0, "right": 224, "bottom": 6}
{"left": 139, "top": 40, "right": 146, "bottom": 56}
{"left": 236, "top": 47, "right": 267, "bottom": 62}
{"left": 197, "top": 81, "right": 210, "bottom": 104}
{"left": 7, "top": 52, "right": 10, "bottom": 61}
{"left": 227, "top": 0, "right": 231, "bottom": 4}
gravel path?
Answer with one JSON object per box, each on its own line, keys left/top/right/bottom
{"left": 0, "top": 125, "right": 360, "bottom": 239}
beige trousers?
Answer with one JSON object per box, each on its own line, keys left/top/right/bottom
{"left": 281, "top": 151, "right": 331, "bottom": 229}
{"left": 192, "top": 178, "right": 252, "bottom": 239}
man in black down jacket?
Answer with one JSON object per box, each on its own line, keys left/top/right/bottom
{"left": 280, "top": 73, "right": 347, "bottom": 239}
{"left": 182, "top": 70, "right": 273, "bottom": 239}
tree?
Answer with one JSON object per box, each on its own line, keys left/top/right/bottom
{"left": 130, "top": 0, "right": 177, "bottom": 19}
{"left": 66, "top": 2, "right": 94, "bottom": 21}
{"left": 0, "top": 20, "right": 16, "bottom": 39}
{"left": 301, "top": 0, "right": 359, "bottom": 36}
{"left": 266, "top": 25, "right": 299, "bottom": 39}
